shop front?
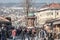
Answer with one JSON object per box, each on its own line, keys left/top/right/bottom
{"left": 45, "top": 19, "right": 60, "bottom": 39}
{"left": 53, "top": 20, "right": 60, "bottom": 39}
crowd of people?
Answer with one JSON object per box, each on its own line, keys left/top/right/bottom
{"left": 0, "top": 24, "right": 59, "bottom": 40}
{"left": 0, "top": 24, "right": 37, "bottom": 40}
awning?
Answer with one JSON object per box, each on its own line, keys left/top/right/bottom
{"left": 53, "top": 21, "right": 60, "bottom": 25}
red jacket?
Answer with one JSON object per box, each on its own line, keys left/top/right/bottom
{"left": 12, "top": 29, "right": 16, "bottom": 36}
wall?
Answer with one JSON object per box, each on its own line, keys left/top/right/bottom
{"left": 35, "top": 9, "right": 60, "bottom": 25}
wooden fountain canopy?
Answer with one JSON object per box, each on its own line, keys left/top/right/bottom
{"left": 0, "top": 17, "right": 10, "bottom": 24}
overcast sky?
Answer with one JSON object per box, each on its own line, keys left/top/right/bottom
{"left": 0, "top": 0, "right": 60, "bottom": 3}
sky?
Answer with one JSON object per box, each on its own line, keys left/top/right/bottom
{"left": 0, "top": 0, "right": 60, "bottom": 3}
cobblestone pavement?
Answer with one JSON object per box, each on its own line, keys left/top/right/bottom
{"left": 7, "top": 36, "right": 42, "bottom": 40}
{"left": 7, "top": 37, "right": 60, "bottom": 40}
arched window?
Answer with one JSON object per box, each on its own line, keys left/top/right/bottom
{"left": 47, "top": 12, "right": 53, "bottom": 16}
{"left": 57, "top": 12, "right": 58, "bottom": 15}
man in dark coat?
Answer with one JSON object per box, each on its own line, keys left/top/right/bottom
{"left": 0, "top": 32, "right": 1, "bottom": 40}
{"left": 1, "top": 26, "right": 7, "bottom": 40}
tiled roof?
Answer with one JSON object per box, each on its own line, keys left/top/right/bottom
{"left": 49, "top": 3, "right": 60, "bottom": 8}
{"left": 42, "top": 3, "right": 60, "bottom": 8}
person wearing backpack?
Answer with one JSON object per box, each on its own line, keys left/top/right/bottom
{"left": 40, "top": 28, "right": 47, "bottom": 40}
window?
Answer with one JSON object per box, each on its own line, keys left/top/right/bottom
{"left": 47, "top": 12, "right": 53, "bottom": 16}
{"left": 55, "top": 11, "right": 59, "bottom": 15}
{"left": 57, "top": 12, "right": 58, "bottom": 15}
{"left": 51, "top": 13, "right": 53, "bottom": 15}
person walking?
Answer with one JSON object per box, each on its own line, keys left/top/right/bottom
{"left": 21, "top": 28, "right": 26, "bottom": 40}
{"left": 31, "top": 28, "right": 36, "bottom": 40}
{"left": 1, "top": 26, "right": 7, "bottom": 40}
{"left": 12, "top": 28, "right": 16, "bottom": 40}
{"left": 40, "top": 28, "right": 47, "bottom": 40}
{"left": 0, "top": 27, "right": 2, "bottom": 40}
{"left": 47, "top": 30, "right": 54, "bottom": 40}
{"left": 26, "top": 29, "right": 31, "bottom": 40}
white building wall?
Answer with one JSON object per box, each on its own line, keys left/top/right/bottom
{"left": 56, "top": 10, "right": 60, "bottom": 18}
{"left": 34, "top": 10, "right": 60, "bottom": 25}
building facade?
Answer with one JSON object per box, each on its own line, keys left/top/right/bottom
{"left": 35, "top": 3, "right": 60, "bottom": 26}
